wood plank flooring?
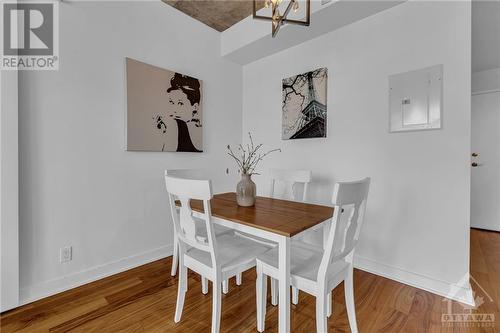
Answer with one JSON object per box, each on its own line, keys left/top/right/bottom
{"left": 1, "top": 228, "right": 499, "bottom": 332}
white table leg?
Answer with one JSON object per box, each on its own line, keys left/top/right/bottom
{"left": 278, "top": 236, "right": 290, "bottom": 333}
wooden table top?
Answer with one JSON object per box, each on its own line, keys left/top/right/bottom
{"left": 178, "top": 192, "right": 334, "bottom": 237}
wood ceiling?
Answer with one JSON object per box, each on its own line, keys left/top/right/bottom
{"left": 163, "top": 0, "right": 265, "bottom": 32}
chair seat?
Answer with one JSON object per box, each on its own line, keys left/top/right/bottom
{"left": 186, "top": 234, "right": 273, "bottom": 273}
{"left": 257, "top": 240, "right": 348, "bottom": 281}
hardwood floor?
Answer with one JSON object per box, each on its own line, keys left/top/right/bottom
{"left": 1, "top": 229, "right": 499, "bottom": 332}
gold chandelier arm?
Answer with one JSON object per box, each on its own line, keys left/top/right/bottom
{"left": 272, "top": 0, "right": 294, "bottom": 37}
{"left": 253, "top": 0, "right": 311, "bottom": 37}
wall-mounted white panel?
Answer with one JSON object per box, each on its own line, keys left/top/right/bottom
{"left": 389, "top": 64, "right": 443, "bottom": 132}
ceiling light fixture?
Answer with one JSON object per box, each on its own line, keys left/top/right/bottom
{"left": 253, "top": 0, "right": 310, "bottom": 38}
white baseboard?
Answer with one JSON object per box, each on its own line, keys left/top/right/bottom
{"left": 354, "top": 254, "right": 475, "bottom": 306}
{"left": 19, "top": 244, "right": 173, "bottom": 306}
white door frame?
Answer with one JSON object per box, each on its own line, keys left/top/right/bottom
{"left": 0, "top": 69, "right": 19, "bottom": 312}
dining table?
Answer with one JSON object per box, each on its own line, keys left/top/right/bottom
{"left": 183, "top": 192, "right": 334, "bottom": 333}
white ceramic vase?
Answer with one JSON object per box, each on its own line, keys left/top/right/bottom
{"left": 236, "top": 173, "right": 256, "bottom": 207}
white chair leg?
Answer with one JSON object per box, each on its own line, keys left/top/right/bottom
{"left": 174, "top": 262, "right": 187, "bottom": 322}
{"left": 202, "top": 276, "right": 208, "bottom": 295}
{"left": 270, "top": 278, "right": 278, "bottom": 306}
{"left": 212, "top": 278, "right": 222, "bottom": 333}
{"left": 256, "top": 267, "right": 267, "bottom": 332}
{"left": 292, "top": 287, "right": 299, "bottom": 305}
{"left": 222, "top": 280, "right": 229, "bottom": 294}
{"left": 345, "top": 269, "right": 358, "bottom": 333}
{"left": 236, "top": 273, "right": 242, "bottom": 286}
{"left": 315, "top": 295, "right": 327, "bottom": 333}
{"left": 327, "top": 292, "right": 332, "bottom": 318}
{"left": 171, "top": 238, "right": 178, "bottom": 276}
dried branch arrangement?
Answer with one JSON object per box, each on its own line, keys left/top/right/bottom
{"left": 227, "top": 133, "right": 281, "bottom": 175}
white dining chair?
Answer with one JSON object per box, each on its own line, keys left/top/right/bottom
{"left": 268, "top": 168, "right": 312, "bottom": 305}
{"left": 165, "top": 169, "right": 240, "bottom": 294}
{"left": 269, "top": 168, "right": 312, "bottom": 202}
{"left": 255, "top": 177, "right": 370, "bottom": 333}
{"left": 165, "top": 175, "right": 273, "bottom": 333}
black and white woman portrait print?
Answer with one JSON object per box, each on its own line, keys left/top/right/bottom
{"left": 126, "top": 58, "right": 203, "bottom": 152}
{"left": 282, "top": 67, "right": 327, "bottom": 140}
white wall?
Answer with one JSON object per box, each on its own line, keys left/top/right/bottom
{"left": 242, "top": 1, "right": 473, "bottom": 303}
{"left": 1, "top": 70, "right": 20, "bottom": 311}
{"left": 472, "top": 67, "right": 500, "bottom": 93}
{"left": 18, "top": 1, "right": 242, "bottom": 303}
{"left": 471, "top": 0, "right": 500, "bottom": 73}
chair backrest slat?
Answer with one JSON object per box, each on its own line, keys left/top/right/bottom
{"left": 165, "top": 169, "right": 206, "bottom": 180}
{"left": 318, "top": 177, "right": 370, "bottom": 281}
{"left": 269, "top": 169, "right": 312, "bottom": 202}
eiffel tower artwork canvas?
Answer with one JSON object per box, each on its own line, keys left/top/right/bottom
{"left": 282, "top": 68, "right": 327, "bottom": 140}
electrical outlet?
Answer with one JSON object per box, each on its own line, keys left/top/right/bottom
{"left": 60, "top": 246, "right": 72, "bottom": 263}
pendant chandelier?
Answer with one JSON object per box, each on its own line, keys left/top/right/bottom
{"left": 253, "top": 0, "right": 311, "bottom": 38}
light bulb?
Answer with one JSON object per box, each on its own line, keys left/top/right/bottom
{"left": 274, "top": 9, "right": 280, "bottom": 19}
{"left": 293, "top": 0, "right": 299, "bottom": 12}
